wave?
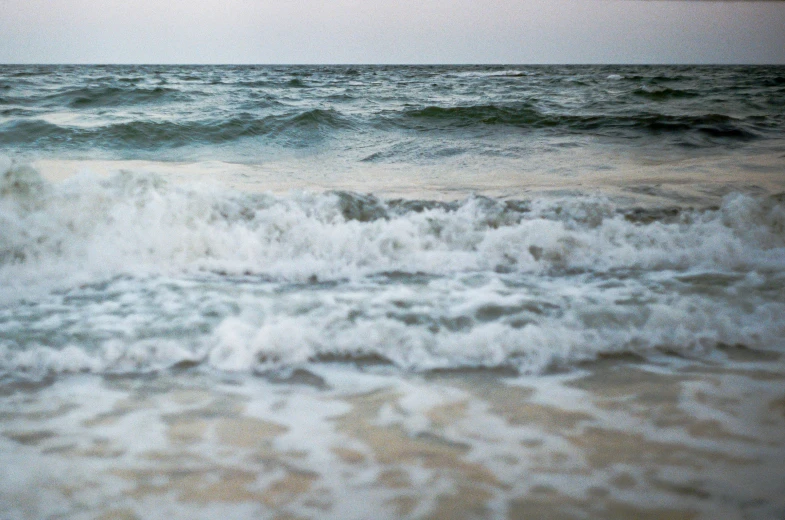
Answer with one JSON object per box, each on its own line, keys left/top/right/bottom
{"left": 59, "top": 86, "right": 188, "bottom": 108}
{"left": 621, "top": 74, "right": 696, "bottom": 83}
{"left": 401, "top": 104, "right": 763, "bottom": 140}
{"left": 1, "top": 86, "right": 191, "bottom": 109}
{"left": 4, "top": 285, "right": 782, "bottom": 378}
{"left": 449, "top": 69, "right": 536, "bottom": 78}
{"left": 2, "top": 160, "right": 784, "bottom": 282}
{"left": 632, "top": 87, "right": 699, "bottom": 100}
{"left": 761, "top": 76, "right": 785, "bottom": 87}
{"left": 404, "top": 104, "right": 547, "bottom": 128}
{"left": 285, "top": 78, "right": 309, "bottom": 88}
{"left": 1, "top": 160, "right": 784, "bottom": 378}
{"left": 2, "top": 65, "right": 783, "bottom": 157}
{"left": 0, "top": 109, "right": 352, "bottom": 149}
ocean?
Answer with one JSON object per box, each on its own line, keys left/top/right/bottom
{"left": 1, "top": 64, "right": 785, "bottom": 519}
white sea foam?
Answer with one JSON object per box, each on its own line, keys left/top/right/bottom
{"left": 1, "top": 160, "right": 784, "bottom": 377}
{"left": 449, "top": 69, "right": 535, "bottom": 78}
{"left": 2, "top": 161, "right": 784, "bottom": 284}
{"left": 3, "top": 365, "right": 783, "bottom": 520}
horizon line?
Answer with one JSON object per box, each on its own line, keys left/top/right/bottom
{"left": 2, "top": 62, "right": 785, "bottom": 66}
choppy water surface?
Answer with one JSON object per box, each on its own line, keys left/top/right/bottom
{"left": 2, "top": 64, "right": 784, "bottom": 159}
{"left": 1, "top": 65, "right": 785, "bottom": 519}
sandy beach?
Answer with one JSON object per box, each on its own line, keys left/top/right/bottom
{"left": 3, "top": 353, "right": 785, "bottom": 519}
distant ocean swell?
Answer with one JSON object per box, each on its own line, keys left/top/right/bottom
{"left": 401, "top": 105, "right": 766, "bottom": 138}
{"left": 2, "top": 64, "right": 784, "bottom": 156}
{"left": 0, "top": 107, "right": 773, "bottom": 151}
{"left": 0, "top": 109, "right": 351, "bottom": 149}
{"left": 2, "top": 160, "right": 784, "bottom": 378}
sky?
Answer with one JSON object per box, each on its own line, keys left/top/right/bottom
{"left": 1, "top": 0, "right": 784, "bottom": 64}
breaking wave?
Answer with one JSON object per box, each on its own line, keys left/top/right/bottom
{"left": 1, "top": 160, "right": 784, "bottom": 379}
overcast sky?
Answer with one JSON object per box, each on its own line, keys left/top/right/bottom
{"left": 1, "top": 0, "right": 783, "bottom": 64}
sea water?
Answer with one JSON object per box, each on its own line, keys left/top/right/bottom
{"left": 1, "top": 65, "right": 785, "bottom": 519}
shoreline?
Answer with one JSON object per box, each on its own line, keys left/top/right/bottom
{"left": 2, "top": 357, "right": 784, "bottom": 519}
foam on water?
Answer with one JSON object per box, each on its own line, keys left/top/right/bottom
{"left": 2, "top": 364, "right": 784, "bottom": 519}
{"left": 2, "top": 63, "right": 785, "bottom": 519}
{"left": 3, "top": 159, "right": 784, "bottom": 281}
{"left": 2, "top": 160, "right": 784, "bottom": 378}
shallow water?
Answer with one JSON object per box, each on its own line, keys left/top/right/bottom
{"left": 2, "top": 360, "right": 784, "bottom": 519}
{"left": 1, "top": 65, "right": 785, "bottom": 519}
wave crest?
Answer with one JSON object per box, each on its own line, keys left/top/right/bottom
{"left": 2, "top": 162, "right": 784, "bottom": 283}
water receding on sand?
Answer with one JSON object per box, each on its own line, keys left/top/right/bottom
{"left": 2, "top": 358, "right": 784, "bottom": 519}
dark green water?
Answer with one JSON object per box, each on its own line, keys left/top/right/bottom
{"left": 2, "top": 65, "right": 784, "bottom": 161}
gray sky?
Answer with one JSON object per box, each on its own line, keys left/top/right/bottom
{"left": 1, "top": 0, "right": 784, "bottom": 64}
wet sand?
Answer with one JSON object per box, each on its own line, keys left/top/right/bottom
{"left": 2, "top": 353, "right": 784, "bottom": 519}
